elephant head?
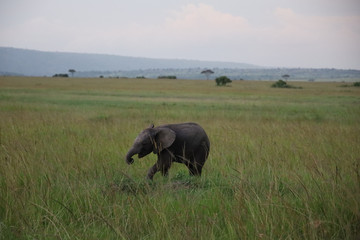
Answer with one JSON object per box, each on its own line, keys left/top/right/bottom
{"left": 125, "top": 124, "right": 176, "bottom": 165}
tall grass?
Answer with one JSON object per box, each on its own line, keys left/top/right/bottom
{"left": 0, "top": 76, "right": 359, "bottom": 239}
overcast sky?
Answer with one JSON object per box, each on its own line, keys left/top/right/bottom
{"left": 1, "top": 0, "right": 360, "bottom": 69}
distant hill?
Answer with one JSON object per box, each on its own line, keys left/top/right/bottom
{"left": 1, "top": 47, "right": 359, "bottom": 80}
{"left": 0, "top": 47, "right": 259, "bottom": 76}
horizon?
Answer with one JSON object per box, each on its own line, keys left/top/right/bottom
{"left": 2, "top": 46, "right": 360, "bottom": 71}
{"left": 1, "top": 46, "right": 360, "bottom": 81}
{"left": 1, "top": 1, "right": 359, "bottom": 70}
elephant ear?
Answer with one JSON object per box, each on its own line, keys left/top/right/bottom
{"left": 154, "top": 127, "right": 176, "bottom": 152}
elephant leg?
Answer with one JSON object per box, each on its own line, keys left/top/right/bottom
{"left": 188, "top": 163, "right": 203, "bottom": 176}
{"left": 160, "top": 161, "right": 171, "bottom": 177}
{"left": 159, "top": 152, "right": 172, "bottom": 177}
{"left": 147, "top": 163, "right": 158, "bottom": 180}
{"left": 188, "top": 147, "right": 207, "bottom": 176}
{"left": 147, "top": 152, "right": 172, "bottom": 179}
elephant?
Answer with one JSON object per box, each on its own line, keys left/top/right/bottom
{"left": 125, "top": 122, "right": 210, "bottom": 180}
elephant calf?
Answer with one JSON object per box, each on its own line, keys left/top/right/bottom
{"left": 125, "top": 122, "right": 210, "bottom": 180}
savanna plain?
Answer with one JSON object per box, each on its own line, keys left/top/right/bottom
{"left": 0, "top": 76, "right": 359, "bottom": 239}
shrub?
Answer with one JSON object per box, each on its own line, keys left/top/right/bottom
{"left": 353, "top": 82, "right": 360, "bottom": 87}
{"left": 271, "top": 79, "right": 289, "bottom": 88}
{"left": 271, "top": 80, "right": 302, "bottom": 89}
{"left": 52, "top": 74, "right": 69, "bottom": 78}
{"left": 158, "top": 75, "right": 177, "bottom": 79}
{"left": 215, "top": 76, "right": 232, "bottom": 86}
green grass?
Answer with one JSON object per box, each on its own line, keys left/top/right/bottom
{"left": 1, "top": 76, "right": 360, "bottom": 239}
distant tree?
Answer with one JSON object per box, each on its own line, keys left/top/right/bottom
{"left": 215, "top": 76, "right": 232, "bottom": 86}
{"left": 201, "top": 69, "right": 214, "bottom": 80}
{"left": 282, "top": 74, "right": 290, "bottom": 81}
{"left": 68, "top": 69, "right": 76, "bottom": 77}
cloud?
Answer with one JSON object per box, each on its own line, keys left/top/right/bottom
{"left": 273, "top": 7, "right": 360, "bottom": 44}
{"left": 165, "top": 4, "right": 250, "bottom": 39}
{"left": 268, "top": 7, "right": 360, "bottom": 67}
{"left": 118, "top": 6, "right": 217, "bottom": 38}
{"left": 114, "top": 4, "right": 253, "bottom": 59}
{"left": 114, "top": 3, "right": 360, "bottom": 68}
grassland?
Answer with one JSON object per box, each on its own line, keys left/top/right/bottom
{"left": 0, "top": 76, "right": 359, "bottom": 239}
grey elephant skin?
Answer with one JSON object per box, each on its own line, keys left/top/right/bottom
{"left": 125, "top": 122, "right": 210, "bottom": 180}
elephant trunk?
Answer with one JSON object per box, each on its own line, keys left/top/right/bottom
{"left": 125, "top": 146, "right": 138, "bottom": 165}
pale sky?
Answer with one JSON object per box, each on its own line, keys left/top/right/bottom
{"left": 1, "top": 0, "right": 360, "bottom": 69}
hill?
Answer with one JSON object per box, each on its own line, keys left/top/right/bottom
{"left": 0, "top": 47, "right": 259, "bottom": 76}
{"left": 1, "top": 47, "right": 359, "bottom": 80}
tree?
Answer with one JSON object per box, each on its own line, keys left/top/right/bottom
{"left": 201, "top": 69, "right": 214, "bottom": 80}
{"left": 282, "top": 74, "right": 290, "bottom": 81}
{"left": 68, "top": 69, "right": 76, "bottom": 77}
{"left": 215, "top": 76, "right": 232, "bottom": 86}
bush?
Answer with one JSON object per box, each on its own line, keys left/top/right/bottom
{"left": 158, "top": 75, "right": 177, "bottom": 79}
{"left": 52, "top": 74, "right": 69, "bottom": 78}
{"left": 271, "top": 79, "right": 289, "bottom": 88}
{"left": 353, "top": 82, "right": 360, "bottom": 87}
{"left": 215, "top": 76, "right": 232, "bottom": 86}
{"left": 271, "top": 80, "right": 302, "bottom": 89}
